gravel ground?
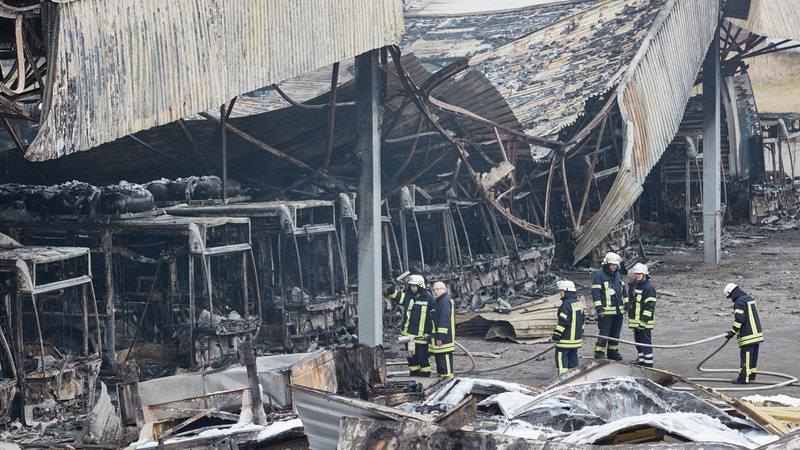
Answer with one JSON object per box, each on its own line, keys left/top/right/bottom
{"left": 407, "top": 222, "right": 800, "bottom": 400}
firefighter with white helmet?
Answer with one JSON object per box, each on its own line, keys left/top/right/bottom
{"left": 591, "top": 251, "right": 628, "bottom": 360}
{"left": 553, "top": 279, "right": 585, "bottom": 374}
{"left": 386, "top": 274, "right": 434, "bottom": 376}
{"left": 723, "top": 283, "right": 764, "bottom": 384}
{"left": 627, "top": 263, "right": 656, "bottom": 367}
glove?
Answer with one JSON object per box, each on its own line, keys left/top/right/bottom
{"left": 637, "top": 324, "right": 646, "bottom": 331}
{"left": 725, "top": 331, "right": 735, "bottom": 339}
{"left": 385, "top": 284, "right": 396, "bottom": 297}
{"left": 551, "top": 335, "right": 560, "bottom": 342}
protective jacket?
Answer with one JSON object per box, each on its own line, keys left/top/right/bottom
{"left": 429, "top": 291, "right": 454, "bottom": 354}
{"left": 553, "top": 291, "right": 585, "bottom": 348}
{"left": 627, "top": 278, "right": 656, "bottom": 329}
{"left": 729, "top": 289, "right": 764, "bottom": 347}
{"left": 592, "top": 264, "right": 627, "bottom": 315}
{"left": 389, "top": 287, "right": 433, "bottom": 339}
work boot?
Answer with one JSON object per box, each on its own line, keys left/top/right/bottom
{"left": 594, "top": 352, "right": 605, "bottom": 359}
{"left": 628, "top": 359, "right": 643, "bottom": 365}
{"left": 607, "top": 353, "right": 623, "bottom": 361}
{"left": 731, "top": 378, "right": 748, "bottom": 384}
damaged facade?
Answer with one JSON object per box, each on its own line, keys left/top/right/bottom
{"left": 1, "top": 0, "right": 800, "bottom": 446}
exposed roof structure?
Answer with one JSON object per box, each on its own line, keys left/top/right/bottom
{"left": 3, "top": 0, "right": 799, "bottom": 267}
{"left": 23, "top": 0, "right": 403, "bottom": 161}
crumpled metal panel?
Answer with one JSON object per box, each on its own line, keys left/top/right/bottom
{"left": 25, "top": 0, "right": 404, "bottom": 161}
{"left": 727, "top": 0, "right": 800, "bottom": 42}
{"left": 573, "top": 0, "right": 718, "bottom": 263}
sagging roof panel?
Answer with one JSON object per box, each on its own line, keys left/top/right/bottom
{"left": 573, "top": 0, "right": 718, "bottom": 263}
{"left": 468, "top": 0, "right": 666, "bottom": 141}
{"left": 727, "top": 0, "right": 800, "bottom": 42}
{"left": 25, "top": 0, "right": 404, "bottom": 161}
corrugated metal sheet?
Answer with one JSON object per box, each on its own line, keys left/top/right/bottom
{"left": 291, "top": 384, "right": 428, "bottom": 450}
{"left": 469, "top": 0, "right": 666, "bottom": 140}
{"left": 25, "top": 0, "right": 404, "bottom": 161}
{"left": 727, "top": 0, "right": 800, "bottom": 42}
{"left": 572, "top": 0, "right": 718, "bottom": 263}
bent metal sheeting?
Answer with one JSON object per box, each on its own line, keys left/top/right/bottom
{"left": 726, "top": 0, "right": 800, "bottom": 42}
{"left": 25, "top": 0, "right": 403, "bottom": 161}
{"left": 572, "top": 0, "right": 718, "bottom": 263}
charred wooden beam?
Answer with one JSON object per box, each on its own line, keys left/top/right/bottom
{"left": 578, "top": 115, "right": 607, "bottom": 229}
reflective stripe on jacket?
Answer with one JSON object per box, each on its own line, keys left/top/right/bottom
{"left": 390, "top": 288, "right": 433, "bottom": 339}
{"left": 628, "top": 279, "right": 656, "bottom": 329}
{"left": 553, "top": 292, "right": 585, "bottom": 348}
{"left": 429, "top": 292, "right": 455, "bottom": 354}
{"left": 731, "top": 294, "right": 764, "bottom": 347}
{"left": 591, "top": 265, "right": 627, "bottom": 315}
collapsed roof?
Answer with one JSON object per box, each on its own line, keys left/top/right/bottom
{"left": 2, "top": 0, "right": 800, "bottom": 264}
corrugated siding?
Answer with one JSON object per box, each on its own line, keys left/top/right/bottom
{"left": 727, "top": 0, "right": 800, "bottom": 41}
{"left": 26, "top": 0, "right": 404, "bottom": 161}
{"left": 573, "top": 0, "right": 718, "bottom": 263}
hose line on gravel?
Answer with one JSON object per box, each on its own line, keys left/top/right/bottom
{"left": 583, "top": 332, "right": 799, "bottom": 391}
{"left": 455, "top": 341, "right": 477, "bottom": 374}
{"left": 583, "top": 332, "right": 729, "bottom": 348}
{"left": 461, "top": 343, "right": 555, "bottom": 375}
{"left": 688, "top": 334, "right": 798, "bottom": 391}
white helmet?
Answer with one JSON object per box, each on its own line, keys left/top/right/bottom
{"left": 557, "top": 280, "right": 576, "bottom": 292}
{"left": 631, "top": 263, "right": 649, "bottom": 275}
{"left": 407, "top": 274, "right": 425, "bottom": 289}
{"left": 604, "top": 251, "right": 622, "bottom": 265}
{"left": 724, "top": 283, "right": 738, "bottom": 297}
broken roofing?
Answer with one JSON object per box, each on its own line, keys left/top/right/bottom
{"left": 468, "top": 0, "right": 665, "bottom": 141}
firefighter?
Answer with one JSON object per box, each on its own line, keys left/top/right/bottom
{"left": 386, "top": 274, "right": 434, "bottom": 377}
{"left": 627, "top": 263, "right": 656, "bottom": 367}
{"left": 429, "top": 281, "right": 455, "bottom": 378}
{"left": 724, "top": 283, "right": 764, "bottom": 384}
{"left": 552, "top": 279, "right": 585, "bottom": 374}
{"left": 592, "top": 251, "right": 628, "bottom": 360}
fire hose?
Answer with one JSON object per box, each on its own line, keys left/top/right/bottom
{"left": 584, "top": 332, "right": 798, "bottom": 391}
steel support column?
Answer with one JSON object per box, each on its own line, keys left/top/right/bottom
{"left": 356, "top": 50, "right": 383, "bottom": 346}
{"left": 703, "top": 25, "right": 722, "bottom": 263}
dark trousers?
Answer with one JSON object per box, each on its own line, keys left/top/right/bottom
{"left": 738, "top": 343, "right": 760, "bottom": 383}
{"left": 555, "top": 347, "right": 579, "bottom": 374}
{"left": 595, "top": 313, "right": 623, "bottom": 357}
{"left": 633, "top": 328, "right": 653, "bottom": 367}
{"left": 433, "top": 352, "right": 454, "bottom": 378}
{"left": 407, "top": 338, "right": 431, "bottom": 376}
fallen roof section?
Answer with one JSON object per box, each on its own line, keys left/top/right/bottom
{"left": 572, "top": 0, "right": 718, "bottom": 263}
{"left": 726, "top": 0, "right": 800, "bottom": 42}
{"left": 25, "top": 0, "right": 403, "bottom": 161}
